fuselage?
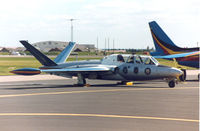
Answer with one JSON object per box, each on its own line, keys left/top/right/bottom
{"left": 40, "top": 54, "right": 182, "bottom": 81}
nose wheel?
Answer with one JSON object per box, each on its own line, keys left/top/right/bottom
{"left": 168, "top": 80, "right": 175, "bottom": 88}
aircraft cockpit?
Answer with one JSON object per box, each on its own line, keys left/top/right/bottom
{"left": 117, "top": 54, "right": 125, "bottom": 62}
{"left": 126, "top": 55, "right": 159, "bottom": 65}
{"left": 101, "top": 54, "right": 159, "bottom": 66}
{"left": 117, "top": 54, "right": 129, "bottom": 62}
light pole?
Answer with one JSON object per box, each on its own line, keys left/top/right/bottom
{"left": 68, "top": 19, "right": 76, "bottom": 42}
{"left": 113, "top": 39, "right": 115, "bottom": 54}
{"left": 96, "top": 37, "right": 98, "bottom": 54}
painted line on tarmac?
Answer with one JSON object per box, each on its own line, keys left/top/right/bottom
{"left": 0, "top": 113, "right": 198, "bottom": 123}
{"left": 0, "top": 87, "right": 198, "bottom": 98}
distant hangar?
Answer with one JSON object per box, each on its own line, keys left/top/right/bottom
{"left": 33, "top": 41, "right": 95, "bottom": 52}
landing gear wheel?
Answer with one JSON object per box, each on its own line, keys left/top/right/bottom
{"left": 168, "top": 80, "right": 175, "bottom": 88}
{"left": 179, "top": 69, "right": 186, "bottom": 81}
{"left": 77, "top": 73, "right": 86, "bottom": 86}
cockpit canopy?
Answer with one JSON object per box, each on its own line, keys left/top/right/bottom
{"left": 126, "top": 55, "right": 159, "bottom": 65}
{"left": 102, "top": 54, "right": 159, "bottom": 65}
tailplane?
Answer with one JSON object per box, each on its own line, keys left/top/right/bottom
{"left": 54, "top": 42, "right": 76, "bottom": 63}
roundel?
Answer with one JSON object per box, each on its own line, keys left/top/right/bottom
{"left": 123, "top": 67, "right": 128, "bottom": 74}
{"left": 145, "top": 68, "right": 151, "bottom": 75}
{"left": 134, "top": 67, "right": 138, "bottom": 74}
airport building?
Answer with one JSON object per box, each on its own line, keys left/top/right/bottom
{"left": 0, "top": 47, "right": 9, "bottom": 53}
{"left": 32, "top": 41, "right": 95, "bottom": 52}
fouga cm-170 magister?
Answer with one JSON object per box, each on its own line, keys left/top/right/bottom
{"left": 11, "top": 41, "right": 183, "bottom": 88}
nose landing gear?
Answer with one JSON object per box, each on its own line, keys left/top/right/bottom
{"left": 168, "top": 80, "right": 175, "bottom": 88}
{"left": 165, "top": 78, "right": 178, "bottom": 88}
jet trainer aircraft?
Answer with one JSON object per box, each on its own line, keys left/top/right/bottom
{"left": 149, "top": 21, "right": 200, "bottom": 80}
{"left": 11, "top": 41, "right": 183, "bottom": 88}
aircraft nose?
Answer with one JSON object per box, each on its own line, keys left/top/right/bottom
{"left": 171, "top": 68, "right": 183, "bottom": 77}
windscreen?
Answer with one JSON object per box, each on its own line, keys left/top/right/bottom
{"left": 151, "top": 57, "right": 159, "bottom": 65}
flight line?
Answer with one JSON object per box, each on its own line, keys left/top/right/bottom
{"left": 0, "top": 113, "right": 198, "bottom": 123}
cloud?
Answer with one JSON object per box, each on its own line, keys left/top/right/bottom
{"left": 0, "top": 0, "right": 199, "bottom": 48}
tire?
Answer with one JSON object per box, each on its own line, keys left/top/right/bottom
{"left": 168, "top": 80, "right": 175, "bottom": 88}
{"left": 179, "top": 69, "right": 186, "bottom": 81}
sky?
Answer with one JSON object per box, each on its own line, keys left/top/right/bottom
{"left": 0, "top": 0, "right": 199, "bottom": 49}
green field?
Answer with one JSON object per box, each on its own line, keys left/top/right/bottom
{"left": 0, "top": 56, "right": 102, "bottom": 75}
{"left": 0, "top": 56, "right": 193, "bottom": 76}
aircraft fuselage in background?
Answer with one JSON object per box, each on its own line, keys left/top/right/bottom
{"left": 149, "top": 21, "right": 199, "bottom": 69}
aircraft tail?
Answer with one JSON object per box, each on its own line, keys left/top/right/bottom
{"left": 149, "top": 21, "right": 181, "bottom": 56}
{"left": 20, "top": 41, "right": 57, "bottom": 66}
{"left": 54, "top": 42, "right": 76, "bottom": 63}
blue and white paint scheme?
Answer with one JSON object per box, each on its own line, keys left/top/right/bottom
{"left": 11, "top": 41, "right": 183, "bottom": 88}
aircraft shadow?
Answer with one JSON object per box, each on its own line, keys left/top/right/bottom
{"left": 0, "top": 82, "right": 169, "bottom": 90}
{"left": 0, "top": 84, "right": 79, "bottom": 90}
{"left": 93, "top": 84, "right": 169, "bottom": 88}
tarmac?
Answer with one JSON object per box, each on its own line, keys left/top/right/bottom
{"left": 0, "top": 71, "right": 199, "bottom": 131}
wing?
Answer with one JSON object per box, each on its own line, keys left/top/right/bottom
{"left": 10, "top": 65, "right": 117, "bottom": 76}
{"left": 41, "top": 65, "right": 116, "bottom": 74}
{"left": 154, "top": 51, "right": 200, "bottom": 59}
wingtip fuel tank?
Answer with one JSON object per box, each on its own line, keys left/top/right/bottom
{"left": 10, "top": 68, "right": 41, "bottom": 75}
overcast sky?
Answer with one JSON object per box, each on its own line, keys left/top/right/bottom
{"left": 0, "top": 0, "right": 199, "bottom": 49}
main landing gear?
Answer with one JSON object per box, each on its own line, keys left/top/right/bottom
{"left": 76, "top": 73, "right": 86, "bottom": 86}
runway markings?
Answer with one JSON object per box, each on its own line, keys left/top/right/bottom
{"left": 0, "top": 113, "right": 198, "bottom": 123}
{"left": 0, "top": 87, "right": 198, "bottom": 98}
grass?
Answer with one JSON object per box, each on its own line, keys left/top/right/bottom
{"left": 0, "top": 52, "right": 10, "bottom": 55}
{"left": 0, "top": 57, "right": 41, "bottom": 75}
{"left": 0, "top": 56, "right": 194, "bottom": 76}
{"left": 0, "top": 56, "right": 102, "bottom": 76}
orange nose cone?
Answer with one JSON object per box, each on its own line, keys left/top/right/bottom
{"left": 10, "top": 68, "right": 41, "bottom": 75}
